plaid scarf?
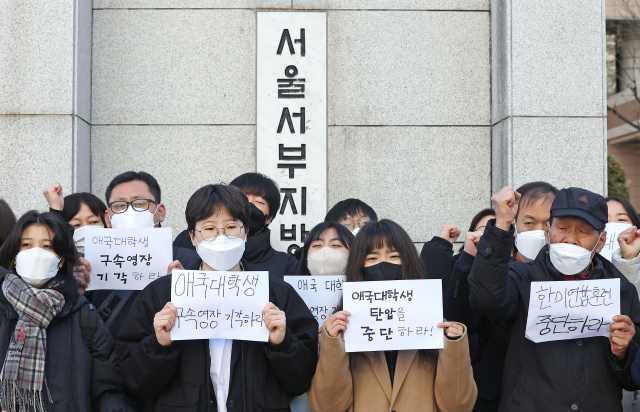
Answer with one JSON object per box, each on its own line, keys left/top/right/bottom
{"left": 0, "top": 273, "right": 64, "bottom": 412}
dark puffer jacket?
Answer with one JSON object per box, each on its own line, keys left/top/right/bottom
{"left": 469, "top": 220, "right": 640, "bottom": 412}
{"left": 0, "top": 271, "right": 131, "bottom": 412}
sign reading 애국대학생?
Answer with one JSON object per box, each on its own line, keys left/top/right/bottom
{"left": 170, "top": 270, "right": 270, "bottom": 342}
{"left": 257, "top": 12, "right": 327, "bottom": 256}
{"left": 343, "top": 279, "right": 444, "bottom": 352}
{"left": 284, "top": 275, "right": 345, "bottom": 323}
{"left": 84, "top": 227, "right": 173, "bottom": 291}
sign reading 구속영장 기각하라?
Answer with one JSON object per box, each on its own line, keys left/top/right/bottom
{"left": 257, "top": 12, "right": 327, "bottom": 255}
{"left": 83, "top": 227, "right": 173, "bottom": 291}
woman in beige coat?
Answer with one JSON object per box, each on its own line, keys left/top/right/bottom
{"left": 308, "top": 219, "right": 477, "bottom": 412}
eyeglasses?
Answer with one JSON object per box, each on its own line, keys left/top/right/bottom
{"left": 108, "top": 199, "right": 158, "bottom": 214}
{"left": 342, "top": 219, "right": 373, "bottom": 231}
{"left": 194, "top": 223, "right": 244, "bottom": 240}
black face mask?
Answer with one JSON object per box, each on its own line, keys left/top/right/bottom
{"left": 362, "top": 261, "right": 402, "bottom": 282}
{"left": 248, "top": 203, "right": 268, "bottom": 236}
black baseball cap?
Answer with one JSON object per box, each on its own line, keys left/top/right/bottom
{"left": 550, "top": 187, "right": 607, "bottom": 231}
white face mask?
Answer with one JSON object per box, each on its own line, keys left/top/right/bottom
{"left": 307, "top": 247, "right": 349, "bottom": 276}
{"left": 73, "top": 225, "right": 86, "bottom": 254}
{"left": 15, "top": 247, "right": 61, "bottom": 287}
{"left": 110, "top": 208, "right": 157, "bottom": 229}
{"left": 515, "top": 228, "right": 547, "bottom": 261}
{"left": 548, "top": 238, "right": 600, "bottom": 276}
{"left": 195, "top": 235, "right": 245, "bottom": 271}
{"left": 351, "top": 227, "right": 361, "bottom": 236}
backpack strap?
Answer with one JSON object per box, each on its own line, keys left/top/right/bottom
{"left": 80, "top": 303, "right": 98, "bottom": 349}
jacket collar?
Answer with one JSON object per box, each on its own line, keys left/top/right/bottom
{"left": 363, "top": 350, "right": 419, "bottom": 404}
{"left": 390, "top": 350, "right": 418, "bottom": 405}
{"left": 364, "top": 352, "right": 392, "bottom": 401}
{"left": 243, "top": 229, "right": 276, "bottom": 264}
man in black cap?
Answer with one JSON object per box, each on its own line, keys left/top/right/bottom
{"left": 467, "top": 186, "right": 640, "bottom": 412}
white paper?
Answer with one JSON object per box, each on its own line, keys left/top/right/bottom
{"left": 525, "top": 279, "right": 620, "bottom": 343}
{"left": 600, "top": 222, "right": 633, "bottom": 262}
{"left": 343, "top": 280, "right": 444, "bottom": 352}
{"left": 257, "top": 12, "right": 327, "bottom": 254}
{"left": 84, "top": 227, "right": 173, "bottom": 291}
{"left": 170, "top": 270, "right": 270, "bottom": 342}
{"left": 284, "top": 275, "right": 345, "bottom": 323}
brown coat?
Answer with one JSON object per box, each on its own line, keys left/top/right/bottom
{"left": 308, "top": 325, "right": 477, "bottom": 412}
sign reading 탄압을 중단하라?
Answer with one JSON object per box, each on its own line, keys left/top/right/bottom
{"left": 257, "top": 12, "right": 327, "bottom": 255}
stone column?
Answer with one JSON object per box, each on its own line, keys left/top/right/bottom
{"left": 0, "top": 0, "right": 92, "bottom": 216}
{"left": 491, "top": 0, "right": 607, "bottom": 195}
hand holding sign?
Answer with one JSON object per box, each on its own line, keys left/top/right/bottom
{"left": 74, "top": 257, "right": 92, "bottom": 295}
{"left": 325, "top": 311, "right": 351, "bottom": 337}
{"left": 154, "top": 302, "right": 178, "bottom": 346}
{"left": 438, "top": 321, "right": 465, "bottom": 338}
{"left": 263, "top": 302, "right": 286, "bottom": 345}
{"left": 609, "top": 315, "right": 635, "bottom": 360}
{"left": 618, "top": 226, "right": 640, "bottom": 260}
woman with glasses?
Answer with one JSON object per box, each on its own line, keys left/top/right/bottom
{"left": 116, "top": 184, "right": 318, "bottom": 412}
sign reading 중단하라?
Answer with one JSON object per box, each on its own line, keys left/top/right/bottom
{"left": 257, "top": 12, "right": 327, "bottom": 255}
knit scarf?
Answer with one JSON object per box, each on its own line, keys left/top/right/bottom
{"left": 0, "top": 273, "right": 65, "bottom": 412}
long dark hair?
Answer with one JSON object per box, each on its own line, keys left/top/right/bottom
{"left": 63, "top": 192, "right": 107, "bottom": 226}
{"left": 346, "top": 219, "right": 426, "bottom": 282}
{"left": 297, "top": 222, "right": 354, "bottom": 276}
{"left": 605, "top": 196, "right": 640, "bottom": 228}
{"left": 343, "top": 219, "right": 437, "bottom": 360}
{"left": 0, "top": 199, "right": 16, "bottom": 249}
{"left": 0, "top": 211, "right": 78, "bottom": 300}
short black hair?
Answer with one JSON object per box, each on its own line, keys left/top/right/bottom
{"left": 516, "top": 181, "right": 558, "bottom": 216}
{"left": 230, "top": 173, "right": 280, "bottom": 220}
{"left": 105, "top": 171, "right": 161, "bottom": 204}
{"left": 185, "top": 184, "right": 251, "bottom": 233}
{"left": 605, "top": 196, "right": 640, "bottom": 228}
{"left": 63, "top": 193, "right": 108, "bottom": 226}
{"left": 325, "top": 199, "right": 378, "bottom": 222}
{"left": 296, "top": 221, "right": 354, "bottom": 276}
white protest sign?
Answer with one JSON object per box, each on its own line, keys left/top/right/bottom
{"left": 284, "top": 275, "right": 345, "bottom": 323}
{"left": 600, "top": 222, "right": 633, "bottom": 262}
{"left": 525, "top": 279, "right": 620, "bottom": 343}
{"left": 343, "top": 279, "right": 444, "bottom": 352}
{"left": 170, "top": 270, "right": 270, "bottom": 342}
{"left": 84, "top": 227, "right": 173, "bottom": 291}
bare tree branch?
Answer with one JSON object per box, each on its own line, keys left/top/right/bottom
{"left": 608, "top": 105, "right": 640, "bottom": 131}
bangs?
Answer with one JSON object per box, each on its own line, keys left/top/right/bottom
{"left": 362, "top": 224, "right": 400, "bottom": 255}
{"left": 240, "top": 184, "right": 268, "bottom": 200}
